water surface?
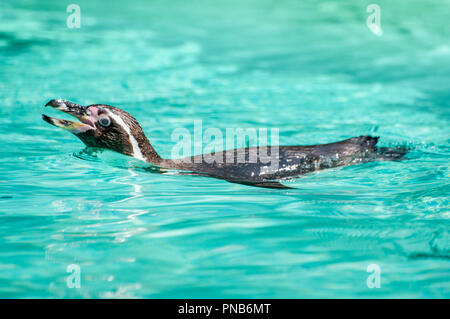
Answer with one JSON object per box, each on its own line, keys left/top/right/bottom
{"left": 0, "top": 0, "right": 449, "bottom": 298}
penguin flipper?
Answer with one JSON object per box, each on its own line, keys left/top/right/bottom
{"left": 228, "top": 180, "right": 295, "bottom": 189}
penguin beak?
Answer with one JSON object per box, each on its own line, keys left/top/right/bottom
{"left": 42, "top": 99, "right": 96, "bottom": 134}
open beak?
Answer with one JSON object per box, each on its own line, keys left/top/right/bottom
{"left": 42, "top": 99, "right": 95, "bottom": 134}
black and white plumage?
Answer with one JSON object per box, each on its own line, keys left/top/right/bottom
{"left": 43, "top": 99, "right": 407, "bottom": 189}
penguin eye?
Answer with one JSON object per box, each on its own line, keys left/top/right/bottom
{"left": 99, "top": 117, "right": 111, "bottom": 127}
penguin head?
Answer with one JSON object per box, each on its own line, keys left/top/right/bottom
{"left": 43, "top": 99, "right": 155, "bottom": 161}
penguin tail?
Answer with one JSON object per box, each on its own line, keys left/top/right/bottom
{"left": 356, "top": 135, "right": 379, "bottom": 150}
{"left": 376, "top": 146, "right": 408, "bottom": 161}
{"left": 352, "top": 136, "right": 408, "bottom": 161}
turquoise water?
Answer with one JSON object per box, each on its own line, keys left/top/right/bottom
{"left": 1, "top": 0, "right": 449, "bottom": 298}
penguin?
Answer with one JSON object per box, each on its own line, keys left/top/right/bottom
{"left": 42, "top": 99, "right": 407, "bottom": 189}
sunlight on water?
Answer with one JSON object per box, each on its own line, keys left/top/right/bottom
{"left": 0, "top": 0, "right": 449, "bottom": 298}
